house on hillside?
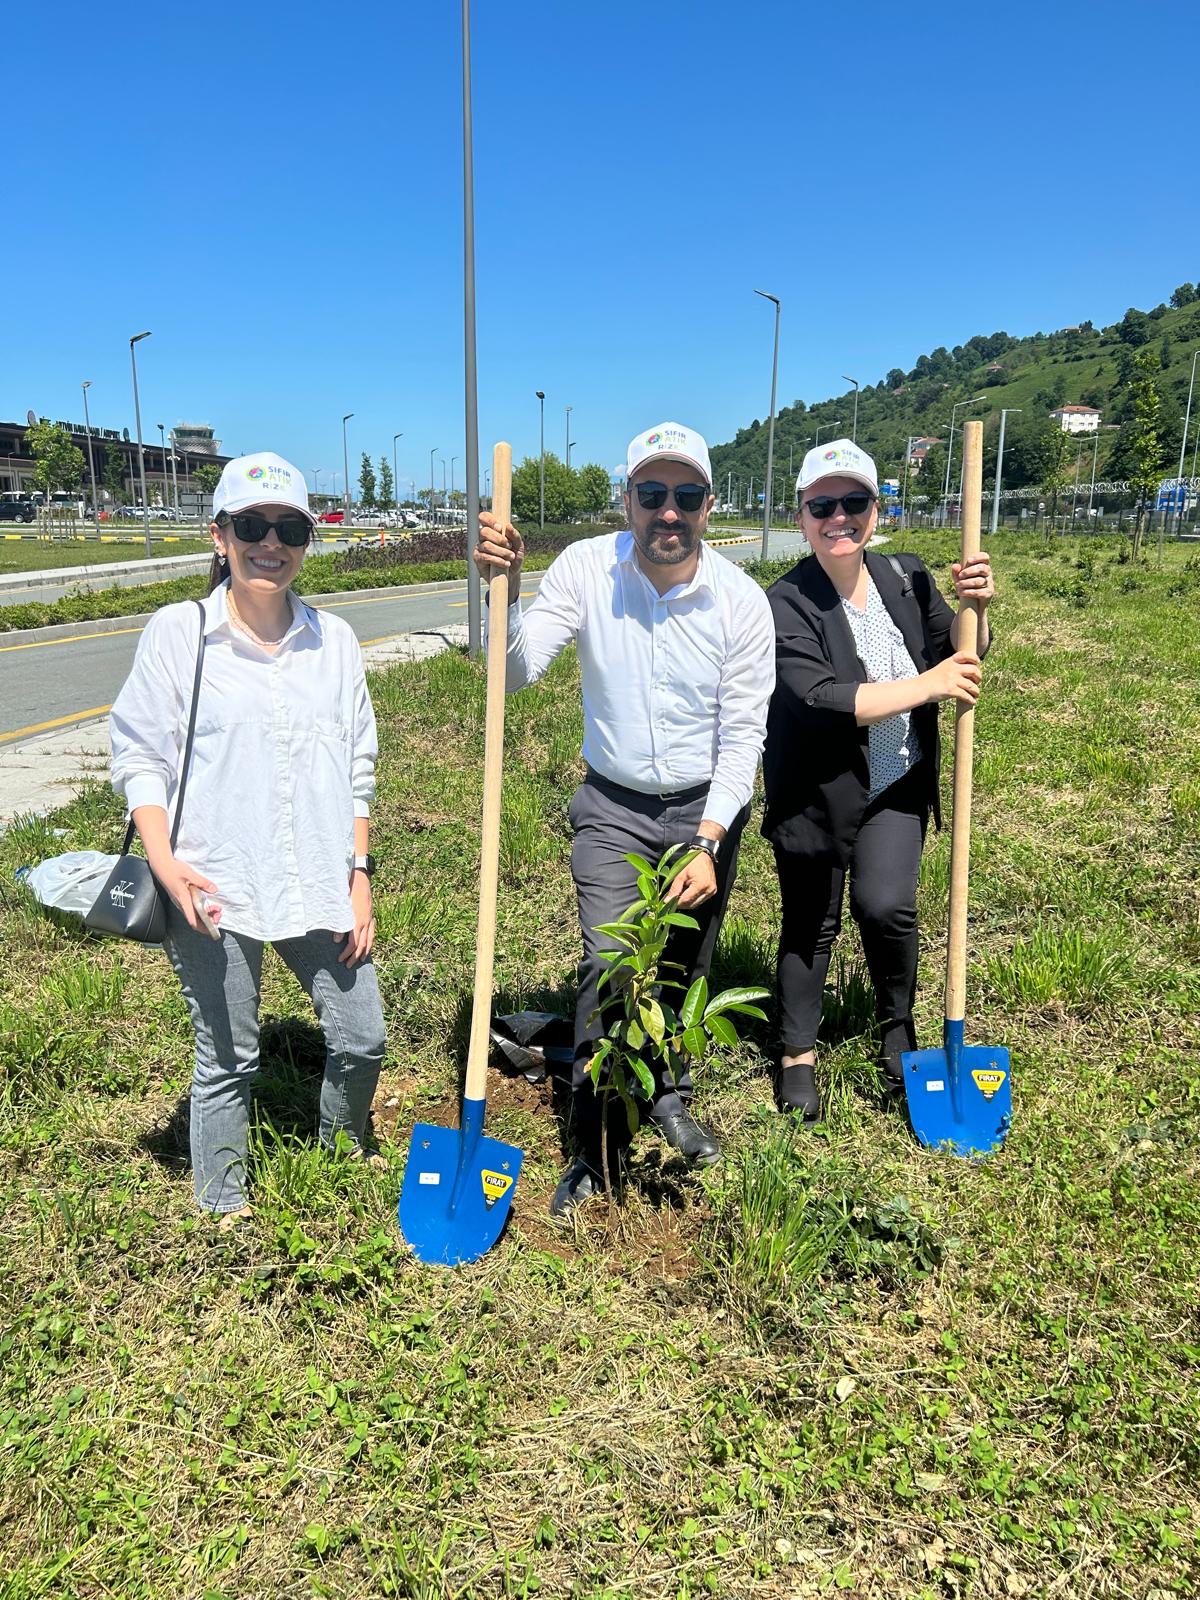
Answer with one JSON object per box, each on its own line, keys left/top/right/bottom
{"left": 907, "top": 437, "right": 943, "bottom": 472}
{"left": 1050, "top": 404, "right": 1101, "bottom": 434}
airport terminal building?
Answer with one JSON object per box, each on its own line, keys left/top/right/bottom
{"left": 0, "top": 414, "right": 230, "bottom": 506}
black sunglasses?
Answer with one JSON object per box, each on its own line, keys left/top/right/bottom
{"left": 801, "top": 492, "right": 876, "bottom": 519}
{"left": 218, "top": 510, "right": 312, "bottom": 547}
{"left": 633, "top": 481, "right": 710, "bottom": 513}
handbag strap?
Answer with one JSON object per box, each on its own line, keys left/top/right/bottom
{"left": 121, "top": 599, "right": 207, "bottom": 854}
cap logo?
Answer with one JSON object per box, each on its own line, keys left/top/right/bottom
{"left": 823, "top": 449, "right": 838, "bottom": 461}
{"left": 247, "top": 465, "right": 265, "bottom": 480}
{"left": 646, "top": 432, "right": 662, "bottom": 445}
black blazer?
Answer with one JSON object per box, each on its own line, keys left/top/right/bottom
{"left": 762, "top": 549, "right": 977, "bottom": 865}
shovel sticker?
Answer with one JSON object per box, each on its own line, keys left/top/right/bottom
{"left": 481, "top": 1168, "right": 514, "bottom": 1208}
{"left": 971, "top": 1068, "right": 1007, "bottom": 1101}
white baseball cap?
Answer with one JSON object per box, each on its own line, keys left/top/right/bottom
{"left": 212, "top": 452, "right": 314, "bottom": 521}
{"left": 626, "top": 421, "right": 712, "bottom": 486}
{"left": 795, "top": 438, "right": 879, "bottom": 499}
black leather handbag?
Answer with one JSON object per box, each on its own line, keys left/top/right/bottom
{"left": 86, "top": 601, "right": 207, "bottom": 944}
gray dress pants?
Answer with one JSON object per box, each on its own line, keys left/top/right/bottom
{"left": 568, "top": 771, "right": 747, "bottom": 1160}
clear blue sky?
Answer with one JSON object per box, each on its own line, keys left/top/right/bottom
{"left": 5, "top": 0, "right": 1198, "bottom": 494}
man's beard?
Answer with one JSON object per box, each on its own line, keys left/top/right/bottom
{"left": 635, "top": 522, "right": 699, "bottom": 566}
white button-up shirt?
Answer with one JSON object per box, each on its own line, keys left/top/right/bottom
{"left": 110, "top": 586, "right": 377, "bottom": 942}
{"left": 488, "top": 531, "right": 775, "bottom": 828}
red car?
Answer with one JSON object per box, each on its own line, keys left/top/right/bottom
{"left": 317, "top": 509, "right": 345, "bottom": 524}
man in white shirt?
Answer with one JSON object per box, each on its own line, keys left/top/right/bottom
{"left": 475, "top": 421, "right": 775, "bottom": 1217}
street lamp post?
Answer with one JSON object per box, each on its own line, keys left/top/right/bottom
{"left": 393, "top": 432, "right": 403, "bottom": 515}
{"left": 451, "top": 455, "right": 458, "bottom": 509}
{"left": 168, "top": 430, "right": 179, "bottom": 515}
{"left": 755, "top": 288, "right": 781, "bottom": 559}
{"left": 341, "top": 413, "right": 354, "bottom": 524}
{"left": 1087, "top": 429, "right": 1100, "bottom": 519}
{"left": 535, "top": 391, "right": 545, "bottom": 528}
{"left": 990, "top": 407, "right": 1021, "bottom": 535}
{"left": 80, "top": 381, "right": 100, "bottom": 536}
{"left": 565, "top": 405, "right": 573, "bottom": 468}
{"left": 129, "top": 331, "right": 152, "bottom": 555}
{"left": 943, "top": 395, "right": 986, "bottom": 524}
{"left": 157, "top": 423, "right": 168, "bottom": 511}
{"left": 312, "top": 468, "right": 323, "bottom": 498}
{"left": 430, "top": 447, "right": 438, "bottom": 521}
{"left": 842, "top": 374, "right": 860, "bottom": 442}
{"left": 813, "top": 421, "right": 842, "bottom": 448}
{"left": 1174, "top": 349, "right": 1200, "bottom": 536}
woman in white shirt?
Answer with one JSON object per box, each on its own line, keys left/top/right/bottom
{"left": 110, "top": 452, "right": 384, "bottom": 1225}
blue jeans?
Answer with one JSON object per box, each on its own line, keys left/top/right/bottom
{"left": 164, "top": 905, "right": 386, "bottom": 1214}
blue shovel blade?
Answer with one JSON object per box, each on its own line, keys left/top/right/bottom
{"left": 398, "top": 1118, "right": 524, "bottom": 1267}
{"left": 903, "top": 1031, "right": 1012, "bottom": 1158}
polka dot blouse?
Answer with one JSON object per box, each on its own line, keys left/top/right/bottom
{"left": 840, "top": 576, "right": 922, "bottom": 801}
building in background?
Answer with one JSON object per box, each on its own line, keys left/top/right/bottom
{"left": 0, "top": 415, "right": 229, "bottom": 505}
{"left": 1050, "top": 404, "right": 1101, "bottom": 434}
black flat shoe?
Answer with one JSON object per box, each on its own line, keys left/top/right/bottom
{"left": 549, "top": 1157, "right": 607, "bottom": 1219}
{"left": 879, "top": 1018, "right": 917, "bottom": 1098}
{"left": 651, "top": 1110, "right": 722, "bottom": 1166}
{"left": 776, "top": 1061, "right": 821, "bottom": 1122}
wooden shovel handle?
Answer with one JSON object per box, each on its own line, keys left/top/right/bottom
{"left": 464, "top": 442, "right": 512, "bottom": 1105}
{"left": 945, "top": 419, "right": 982, "bottom": 1024}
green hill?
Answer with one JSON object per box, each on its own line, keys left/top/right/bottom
{"left": 709, "top": 284, "right": 1200, "bottom": 508}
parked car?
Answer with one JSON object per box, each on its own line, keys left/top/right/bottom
{"left": 0, "top": 493, "right": 35, "bottom": 523}
{"left": 317, "top": 509, "right": 345, "bottom": 524}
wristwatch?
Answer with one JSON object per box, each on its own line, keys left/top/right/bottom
{"left": 689, "top": 835, "right": 720, "bottom": 862}
{"left": 352, "top": 854, "right": 376, "bottom": 878}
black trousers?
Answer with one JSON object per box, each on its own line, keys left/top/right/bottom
{"left": 568, "top": 771, "right": 747, "bottom": 1160}
{"left": 774, "top": 763, "right": 929, "bottom": 1055}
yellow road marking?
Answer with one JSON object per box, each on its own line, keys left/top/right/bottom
{"left": 0, "top": 705, "right": 112, "bottom": 744}
{"left": 0, "top": 625, "right": 146, "bottom": 653}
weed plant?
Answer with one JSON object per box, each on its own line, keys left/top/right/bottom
{"left": 0, "top": 534, "right": 1197, "bottom": 1596}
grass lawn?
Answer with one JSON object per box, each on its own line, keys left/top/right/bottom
{"left": 0, "top": 537, "right": 214, "bottom": 574}
{"left": 0, "top": 532, "right": 1197, "bottom": 1598}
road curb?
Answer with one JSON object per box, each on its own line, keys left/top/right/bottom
{"left": 0, "top": 578, "right": 484, "bottom": 648}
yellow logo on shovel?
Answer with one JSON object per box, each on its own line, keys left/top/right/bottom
{"left": 481, "top": 1169, "right": 514, "bottom": 1207}
{"left": 971, "top": 1069, "right": 1007, "bottom": 1100}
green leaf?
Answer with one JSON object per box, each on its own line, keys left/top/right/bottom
{"left": 623, "top": 852, "right": 656, "bottom": 876}
{"left": 662, "top": 912, "right": 701, "bottom": 931}
{"left": 627, "top": 1054, "right": 655, "bottom": 1098}
{"left": 703, "top": 986, "right": 771, "bottom": 1015}
{"left": 625, "top": 1019, "right": 645, "bottom": 1050}
{"left": 681, "top": 1025, "right": 707, "bottom": 1059}
{"left": 681, "top": 976, "right": 709, "bottom": 1027}
{"left": 639, "top": 998, "right": 666, "bottom": 1044}
{"left": 717, "top": 1003, "right": 768, "bottom": 1021}
{"left": 706, "top": 1014, "right": 738, "bottom": 1048}
{"left": 637, "top": 872, "right": 655, "bottom": 902}
{"left": 593, "top": 922, "right": 640, "bottom": 947}
{"left": 587, "top": 1040, "right": 612, "bottom": 1085}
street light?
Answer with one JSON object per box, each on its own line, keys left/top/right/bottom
{"left": 754, "top": 289, "right": 781, "bottom": 558}
{"left": 129, "top": 331, "right": 152, "bottom": 555}
{"left": 565, "top": 405, "right": 573, "bottom": 468}
{"left": 167, "top": 429, "right": 179, "bottom": 515}
{"left": 841, "top": 374, "right": 860, "bottom": 442}
{"left": 393, "top": 432, "right": 403, "bottom": 515}
{"left": 341, "top": 413, "right": 354, "bottom": 524}
{"left": 943, "top": 395, "right": 986, "bottom": 524}
{"left": 1175, "top": 349, "right": 1200, "bottom": 536}
{"left": 535, "top": 391, "right": 545, "bottom": 528}
{"left": 430, "top": 447, "right": 439, "bottom": 521}
{"left": 814, "top": 420, "right": 842, "bottom": 447}
{"left": 312, "top": 468, "right": 323, "bottom": 498}
{"left": 156, "top": 423, "right": 168, "bottom": 512}
{"left": 451, "top": 455, "right": 458, "bottom": 508}
{"left": 990, "top": 408, "right": 1021, "bottom": 535}
{"left": 80, "top": 381, "right": 99, "bottom": 536}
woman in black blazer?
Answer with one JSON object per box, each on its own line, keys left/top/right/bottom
{"left": 761, "top": 440, "right": 993, "bottom": 1119}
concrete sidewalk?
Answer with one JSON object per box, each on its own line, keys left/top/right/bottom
{"left": 0, "top": 625, "right": 468, "bottom": 827}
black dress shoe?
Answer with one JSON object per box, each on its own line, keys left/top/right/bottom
{"left": 651, "top": 1110, "right": 722, "bottom": 1166}
{"left": 549, "top": 1157, "right": 605, "bottom": 1219}
{"left": 776, "top": 1061, "right": 821, "bottom": 1122}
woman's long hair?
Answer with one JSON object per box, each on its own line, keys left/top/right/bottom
{"left": 207, "top": 515, "right": 229, "bottom": 593}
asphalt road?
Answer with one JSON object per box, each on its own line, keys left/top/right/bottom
{"left": 0, "top": 530, "right": 809, "bottom": 748}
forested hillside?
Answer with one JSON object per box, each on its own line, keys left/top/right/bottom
{"left": 710, "top": 282, "right": 1200, "bottom": 504}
